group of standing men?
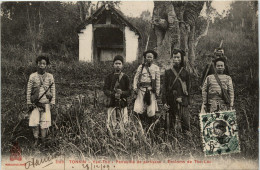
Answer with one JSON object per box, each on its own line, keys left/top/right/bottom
{"left": 103, "top": 49, "right": 192, "bottom": 134}
{"left": 27, "top": 48, "right": 234, "bottom": 146}
{"left": 103, "top": 48, "right": 234, "bottom": 135}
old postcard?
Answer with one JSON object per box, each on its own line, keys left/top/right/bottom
{"left": 1, "top": 1, "right": 258, "bottom": 170}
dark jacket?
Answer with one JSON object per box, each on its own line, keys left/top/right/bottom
{"left": 103, "top": 72, "right": 131, "bottom": 108}
{"left": 162, "top": 66, "right": 190, "bottom": 110}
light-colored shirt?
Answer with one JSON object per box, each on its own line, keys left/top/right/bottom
{"left": 202, "top": 74, "right": 234, "bottom": 106}
{"left": 27, "top": 72, "right": 55, "bottom": 105}
{"left": 133, "top": 63, "right": 160, "bottom": 96}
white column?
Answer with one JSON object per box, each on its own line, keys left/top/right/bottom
{"left": 125, "top": 26, "right": 139, "bottom": 62}
{"left": 78, "top": 24, "right": 93, "bottom": 62}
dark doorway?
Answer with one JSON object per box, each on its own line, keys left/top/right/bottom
{"left": 94, "top": 27, "right": 124, "bottom": 62}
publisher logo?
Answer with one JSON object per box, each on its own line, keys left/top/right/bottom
{"left": 10, "top": 142, "right": 22, "bottom": 161}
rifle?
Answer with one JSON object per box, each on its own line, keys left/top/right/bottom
{"left": 163, "top": 104, "right": 170, "bottom": 142}
{"left": 204, "top": 78, "right": 210, "bottom": 113}
{"left": 203, "top": 40, "right": 224, "bottom": 112}
{"left": 202, "top": 40, "right": 224, "bottom": 86}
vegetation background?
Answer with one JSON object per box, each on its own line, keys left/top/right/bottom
{"left": 1, "top": 1, "right": 258, "bottom": 162}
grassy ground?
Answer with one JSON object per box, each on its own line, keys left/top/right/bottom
{"left": 1, "top": 26, "right": 259, "bottom": 161}
{"left": 1, "top": 53, "right": 258, "bottom": 161}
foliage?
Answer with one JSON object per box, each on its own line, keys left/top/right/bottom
{"left": 212, "top": 1, "right": 258, "bottom": 32}
{"left": 1, "top": 1, "right": 258, "bottom": 162}
{"left": 196, "top": 1, "right": 258, "bottom": 89}
{"left": 1, "top": 42, "right": 258, "bottom": 160}
{"left": 1, "top": 2, "right": 80, "bottom": 56}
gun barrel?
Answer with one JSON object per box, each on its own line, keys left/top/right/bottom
{"left": 219, "top": 40, "right": 223, "bottom": 48}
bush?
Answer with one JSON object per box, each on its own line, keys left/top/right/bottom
{"left": 1, "top": 25, "right": 258, "bottom": 160}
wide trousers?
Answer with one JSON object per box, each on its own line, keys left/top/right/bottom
{"left": 29, "top": 104, "right": 51, "bottom": 129}
{"left": 107, "top": 107, "right": 128, "bottom": 129}
{"left": 133, "top": 88, "right": 158, "bottom": 117}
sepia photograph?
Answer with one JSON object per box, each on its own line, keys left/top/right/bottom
{"left": 1, "top": 1, "right": 259, "bottom": 169}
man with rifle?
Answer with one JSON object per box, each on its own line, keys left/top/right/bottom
{"left": 27, "top": 56, "right": 56, "bottom": 147}
{"left": 103, "top": 55, "right": 131, "bottom": 136}
{"left": 162, "top": 49, "right": 191, "bottom": 135}
{"left": 201, "top": 41, "right": 230, "bottom": 113}
{"left": 201, "top": 57, "right": 234, "bottom": 113}
{"left": 133, "top": 50, "right": 160, "bottom": 129}
{"left": 201, "top": 41, "right": 230, "bottom": 86}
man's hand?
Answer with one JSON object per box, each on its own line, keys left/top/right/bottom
{"left": 176, "top": 97, "right": 182, "bottom": 103}
{"left": 116, "top": 89, "right": 122, "bottom": 95}
{"left": 164, "top": 104, "right": 170, "bottom": 110}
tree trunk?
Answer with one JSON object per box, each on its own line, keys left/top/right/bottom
{"left": 178, "top": 4, "right": 188, "bottom": 52}
{"left": 26, "top": 4, "right": 36, "bottom": 54}
{"left": 152, "top": 1, "right": 205, "bottom": 73}
{"left": 168, "top": 5, "right": 180, "bottom": 50}
{"left": 188, "top": 25, "right": 195, "bottom": 65}
{"left": 37, "top": 3, "right": 43, "bottom": 54}
{"left": 26, "top": 3, "right": 44, "bottom": 55}
{"left": 153, "top": 2, "right": 176, "bottom": 70}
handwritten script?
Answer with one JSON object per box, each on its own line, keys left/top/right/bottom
{"left": 25, "top": 152, "right": 63, "bottom": 169}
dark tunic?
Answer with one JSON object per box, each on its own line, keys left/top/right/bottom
{"left": 162, "top": 66, "right": 190, "bottom": 110}
{"left": 162, "top": 66, "right": 191, "bottom": 132}
{"left": 103, "top": 72, "right": 131, "bottom": 108}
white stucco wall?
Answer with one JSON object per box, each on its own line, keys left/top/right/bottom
{"left": 78, "top": 24, "right": 93, "bottom": 62}
{"left": 125, "top": 26, "right": 139, "bottom": 62}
